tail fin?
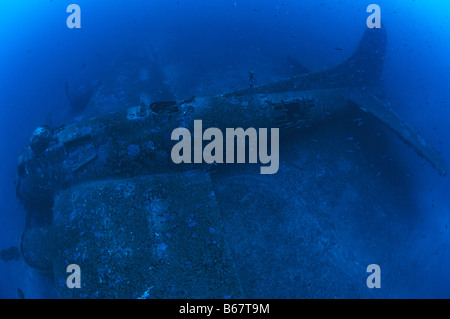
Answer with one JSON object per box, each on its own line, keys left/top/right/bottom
{"left": 326, "top": 28, "right": 387, "bottom": 87}
{"left": 345, "top": 88, "right": 447, "bottom": 176}
{"left": 226, "top": 28, "right": 387, "bottom": 97}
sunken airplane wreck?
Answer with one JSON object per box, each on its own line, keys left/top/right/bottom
{"left": 4, "top": 28, "right": 447, "bottom": 298}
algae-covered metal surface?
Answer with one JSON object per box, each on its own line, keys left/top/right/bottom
{"left": 51, "top": 171, "right": 241, "bottom": 298}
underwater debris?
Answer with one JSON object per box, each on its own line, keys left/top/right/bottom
{"left": 0, "top": 246, "right": 21, "bottom": 262}
{"left": 65, "top": 81, "right": 97, "bottom": 113}
{"left": 29, "top": 125, "right": 53, "bottom": 155}
{"left": 248, "top": 71, "right": 256, "bottom": 88}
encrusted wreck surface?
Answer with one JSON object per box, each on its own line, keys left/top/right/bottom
{"left": 52, "top": 171, "right": 242, "bottom": 298}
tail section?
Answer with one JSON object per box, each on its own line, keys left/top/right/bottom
{"left": 324, "top": 27, "right": 387, "bottom": 88}
{"left": 226, "top": 28, "right": 387, "bottom": 97}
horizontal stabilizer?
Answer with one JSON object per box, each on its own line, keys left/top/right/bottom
{"left": 345, "top": 88, "right": 447, "bottom": 176}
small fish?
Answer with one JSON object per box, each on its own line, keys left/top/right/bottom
{"left": 334, "top": 47, "right": 343, "bottom": 51}
{"left": 26, "top": 49, "right": 32, "bottom": 55}
{"left": 81, "top": 63, "right": 86, "bottom": 69}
